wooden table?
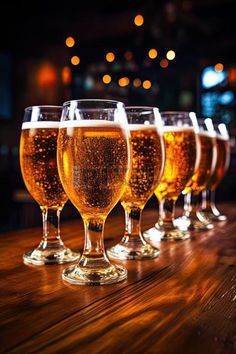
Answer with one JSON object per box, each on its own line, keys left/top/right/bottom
{"left": 0, "top": 203, "right": 236, "bottom": 354}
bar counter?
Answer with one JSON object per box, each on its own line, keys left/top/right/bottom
{"left": 0, "top": 203, "right": 236, "bottom": 353}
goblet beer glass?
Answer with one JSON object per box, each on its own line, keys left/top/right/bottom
{"left": 20, "top": 106, "right": 80, "bottom": 265}
{"left": 176, "top": 118, "right": 217, "bottom": 230}
{"left": 57, "top": 99, "right": 130, "bottom": 285}
{"left": 200, "top": 122, "right": 230, "bottom": 221}
{"left": 107, "top": 107, "right": 165, "bottom": 260}
{"left": 145, "top": 111, "right": 199, "bottom": 241}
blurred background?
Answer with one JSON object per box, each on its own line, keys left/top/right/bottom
{"left": 0, "top": 0, "right": 236, "bottom": 232}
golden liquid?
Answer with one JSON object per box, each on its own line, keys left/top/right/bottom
{"left": 206, "top": 136, "right": 230, "bottom": 190}
{"left": 120, "top": 126, "right": 164, "bottom": 209}
{"left": 155, "top": 128, "right": 197, "bottom": 201}
{"left": 184, "top": 133, "right": 216, "bottom": 194}
{"left": 20, "top": 126, "right": 68, "bottom": 209}
{"left": 57, "top": 123, "right": 129, "bottom": 219}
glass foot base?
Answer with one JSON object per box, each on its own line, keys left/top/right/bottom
{"left": 23, "top": 247, "right": 80, "bottom": 265}
{"left": 62, "top": 263, "right": 127, "bottom": 285}
{"left": 107, "top": 241, "right": 159, "bottom": 260}
{"left": 198, "top": 211, "right": 227, "bottom": 222}
{"left": 174, "top": 216, "right": 191, "bottom": 232}
{"left": 143, "top": 227, "right": 163, "bottom": 242}
{"left": 175, "top": 216, "right": 214, "bottom": 231}
{"left": 144, "top": 225, "right": 190, "bottom": 241}
{"left": 161, "top": 229, "right": 190, "bottom": 241}
{"left": 190, "top": 220, "right": 214, "bottom": 230}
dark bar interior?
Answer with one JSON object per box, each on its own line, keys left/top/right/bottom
{"left": 1, "top": 0, "right": 235, "bottom": 233}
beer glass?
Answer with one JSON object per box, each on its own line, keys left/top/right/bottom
{"left": 199, "top": 122, "right": 230, "bottom": 221}
{"left": 20, "top": 106, "right": 80, "bottom": 265}
{"left": 144, "top": 111, "right": 199, "bottom": 241}
{"left": 176, "top": 118, "right": 217, "bottom": 230}
{"left": 57, "top": 99, "right": 130, "bottom": 285}
{"left": 107, "top": 107, "right": 165, "bottom": 260}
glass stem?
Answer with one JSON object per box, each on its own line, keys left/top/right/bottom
{"left": 79, "top": 218, "right": 110, "bottom": 267}
{"left": 183, "top": 192, "right": 192, "bottom": 217}
{"left": 201, "top": 189, "right": 211, "bottom": 211}
{"left": 210, "top": 190, "right": 218, "bottom": 212}
{"left": 201, "top": 189, "right": 218, "bottom": 213}
{"left": 123, "top": 207, "right": 146, "bottom": 244}
{"left": 40, "top": 207, "right": 64, "bottom": 249}
{"left": 158, "top": 198, "right": 176, "bottom": 229}
{"left": 183, "top": 192, "right": 199, "bottom": 218}
{"left": 191, "top": 192, "right": 199, "bottom": 215}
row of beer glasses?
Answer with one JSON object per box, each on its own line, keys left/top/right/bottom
{"left": 19, "top": 100, "right": 230, "bottom": 285}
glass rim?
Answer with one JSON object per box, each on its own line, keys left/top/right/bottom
{"left": 62, "top": 98, "right": 125, "bottom": 108}
{"left": 160, "top": 111, "right": 196, "bottom": 115}
{"left": 125, "top": 106, "right": 159, "bottom": 110}
{"left": 24, "top": 105, "right": 62, "bottom": 112}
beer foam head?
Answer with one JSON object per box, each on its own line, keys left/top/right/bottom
{"left": 59, "top": 119, "right": 122, "bottom": 128}
{"left": 22, "top": 121, "right": 59, "bottom": 129}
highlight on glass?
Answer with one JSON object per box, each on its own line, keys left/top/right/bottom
{"left": 144, "top": 111, "right": 199, "bottom": 241}
{"left": 199, "top": 122, "right": 231, "bottom": 221}
{"left": 57, "top": 99, "right": 130, "bottom": 285}
{"left": 107, "top": 106, "right": 165, "bottom": 260}
{"left": 175, "top": 118, "right": 217, "bottom": 231}
{"left": 19, "top": 105, "right": 80, "bottom": 265}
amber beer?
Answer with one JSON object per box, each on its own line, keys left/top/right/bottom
{"left": 57, "top": 120, "right": 129, "bottom": 218}
{"left": 121, "top": 125, "right": 164, "bottom": 209}
{"left": 20, "top": 122, "right": 68, "bottom": 209}
{"left": 206, "top": 134, "right": 230, "bottom": 190}
{"left": 155, "top": 127, "right": 197, "bottom": 201}
{"left": 184, "top": 131, "right": 217, "bottom": 195}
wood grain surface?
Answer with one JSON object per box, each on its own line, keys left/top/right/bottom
{"left": 0, "top": 203, "right": 236, "bottom": 354}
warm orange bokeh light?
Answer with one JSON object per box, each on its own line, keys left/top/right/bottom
{"left": 62, "top": 66, "right": 72, "bottom": 85}
{"left": 134, "top": 14, "right": 144, "bottom": 26}
{"left": 160, "top": 59, "right": 169, "bottom": 68}
{"left": 102, "top": 74, "right": 112, "bottom": 84}
{"left": 38, "top": 63, "right": 57, "bottom": 87}
{"left": 215, "top": 63, "right": 224, "bottom": 72}
{"left": 133, "top": 78, "right": 142, "bottom": 88}
{"left": 65, "top": 36, "right": 75, "bottom": 48}
{"left": 118, "top": 77, "right": 130, "bottom": 87}
{"left": 71, "top": 56, "right": 80, "bottom": 65}
{"left": 166, "top": 50, "right": 175, "bottom": 60}
{"left": 148, "top": 49, "right": 158, "bottom": 59}
{"left": 142, "top": 80, "right": 152, "bottom": 89}
{"left": 106, "top": 52, "right": 115, "bottom": 62}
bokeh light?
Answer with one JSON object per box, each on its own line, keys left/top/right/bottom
{"left": 166, "top": 50, "right": 176, "bottom": 60}
{"left": 134, "top": 14, "right": 144, "bottom": 26}
{"left": 148, "top": 49, "right": 158, "bottom": 59}
{"left": 118, "top": 77, "right": 130, "bottom": 87}
{"left": 106, "top": 52, "right": 115, "bottom": 62}
{"left": 133, "top": 78, "right": 142, "bottom": 88}
{"left": 71, "top": 56, "right": 80, "bottom": 65}
{"left": 160, "top": 59, "right": 169, "bottom": 68}
{"left": 62, "top": 66, "right": 72, "bottom": 85}
{"left": 143, "top": 80, "right": 152, "bottom": 89}
{"left": 65, "top": 36, "right": 75, "bottom": 48}
{"left": 215, "top": 63, "right": 224, "bottom": 72}
{"left": 102, "top": 74, "right": 112, "bottom": 84}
